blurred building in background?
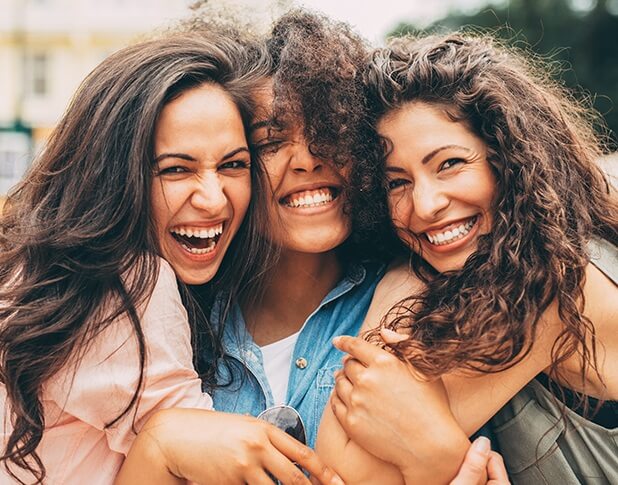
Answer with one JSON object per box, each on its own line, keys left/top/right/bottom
{"left": 0, "top": 0, "right": 190, "bottom": 195}
{"left": 0, "top": 0, "right": 293, "bottom": 200}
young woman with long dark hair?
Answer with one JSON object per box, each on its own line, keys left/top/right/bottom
{"left": 0, "top": 30, "right": 337, "bottom": 485}
{"left": 317, "top": 33, "right": 617, "bottom": 484}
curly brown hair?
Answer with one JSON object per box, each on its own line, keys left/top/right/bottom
{"left": 264, "top": 10, "right": 389, "bottom": 253}
{"left": 362, "top": 33, "right": 618, "bottom": 387}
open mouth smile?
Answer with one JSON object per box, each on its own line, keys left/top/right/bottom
{"left": 279, "top": 187, "right": 340, "bottom": 209}
{"left": 170, "top": 223, "right": 223, "bottom": 255}
{"left": 424, "top": 215, "right": 478, "bottom": 247}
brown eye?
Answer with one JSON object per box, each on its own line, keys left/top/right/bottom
{"left": 220, "top": 160, "right": 249, "bottom": 170}
{"left": 440, "top": 158, "right": 465, "bottom": 171}
{"left": 158, "top": 166, "right": 188, "bottom": 175}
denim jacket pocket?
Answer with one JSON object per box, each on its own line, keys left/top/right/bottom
{"left": 311, "top": 365, "right": 341, "bottom": 441}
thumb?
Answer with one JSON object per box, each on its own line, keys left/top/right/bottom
{"left": 449, "top": 437, "right": 491, "bottom": 485}
{"left": 380, "top": 327, "right": 408, "bottom": 344}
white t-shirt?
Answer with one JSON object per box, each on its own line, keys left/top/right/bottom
{"left": 260, "top": 331, "right": 301, "bottom": 405}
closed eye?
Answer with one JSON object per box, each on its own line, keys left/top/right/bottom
{"left": 387, "top": 178, "right": 411, "bottom": 190}
{"left": 254, "top": 140, "right": 284, "bottom": 156}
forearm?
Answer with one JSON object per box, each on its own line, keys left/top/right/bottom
{"left": 316, "top": 403, "right": 405, "bottom": 484}
{"left": 115, "top": 411, "right": 184, "bottom": 485}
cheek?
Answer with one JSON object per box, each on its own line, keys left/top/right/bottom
{"left": 388, "top": 192, "right": 412, "bottom": 229}
{"left": 229, "top": 177, "right": 252, "bottom": 224}
{"left": 150, "top": 182, "right": 172, "bottom": 232}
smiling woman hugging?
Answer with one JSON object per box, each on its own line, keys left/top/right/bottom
{"left": 0, "top": 29, "right": 338, "bottom": 485}
{"left": 317, "top": 33, "right": 618, "bottom": 484}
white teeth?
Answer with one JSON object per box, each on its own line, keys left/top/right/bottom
{"left": 425, "top": 217, "right": 477, "bottom": 246}
{"left": 170, "top": 223, "right": 223, "bottom": 239}
{"left": 286, "top": 189, "right": 334, "bottom": 208}
{"left": 180, "top": 240, "right": 216, "bottom": 254}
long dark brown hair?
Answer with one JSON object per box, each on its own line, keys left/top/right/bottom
{"left": 0, "top": 32, "right": 271, "bottom": 483}
{"left": 362, "top": 33, "right": 618, "bottom": 387}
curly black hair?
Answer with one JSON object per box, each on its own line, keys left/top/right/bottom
{"left": 265, "top": 10, "right": 391, "bottom": 254}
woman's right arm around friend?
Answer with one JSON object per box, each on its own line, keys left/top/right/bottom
{"left": 115, "top": 408, "right": 343, "bottom": 485}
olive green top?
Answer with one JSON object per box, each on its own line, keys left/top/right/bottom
{"left": 491, "top": 239, "right": 617, "bottom": 485}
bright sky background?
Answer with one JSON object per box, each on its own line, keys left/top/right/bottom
{"left": 293, "top": 0, "right": 505, "bottom": 43}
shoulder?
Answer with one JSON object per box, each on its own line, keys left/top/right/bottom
{"left": 361, "top": 262, "right": 424, "bottom": 333}
{"left": 373, "top": 261, "right": 424, "bottom": 311}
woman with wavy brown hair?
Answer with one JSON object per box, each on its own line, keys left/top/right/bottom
{"left": 316, "top": 32, "right": 617, "bottom": 484}
{"left": 0, "top": 29, "right": 340, "bottom": 485}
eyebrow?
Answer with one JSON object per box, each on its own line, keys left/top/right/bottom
{"left": 385, "top": 144, "right": 472, "bottom": 173}
{"left": 250, "top": 117, "right": 287, "bottom": 133}
{"left": 154, "top": 147, "right": 249, "bottom": 164}
{"left": 249, "top": 119, "right": 275, "bottom": 131}
{"left": 420, "top": 144, "right": 471, "bottom": 165}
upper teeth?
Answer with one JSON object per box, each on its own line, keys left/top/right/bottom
{"left": 171, "top": 223, "right": 223, "bottom": 239}
{"left": 426, "top": 218, "right": 476, "bottom": 246}
{"left": 286, "top": 189, "right": 334, "bottom": 208}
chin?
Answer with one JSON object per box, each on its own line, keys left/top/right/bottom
{"left": 174, "top": 266, "right": 219, "bottom": 286}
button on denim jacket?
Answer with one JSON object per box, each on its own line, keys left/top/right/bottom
{"left": 208, "top": 262, "right": 384, "bottom": 448}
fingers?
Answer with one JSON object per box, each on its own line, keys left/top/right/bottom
{"left": 380, "top": 327, "right": 408, "bottom": 344}
{"left": 260, "top": 444, "right": 311, "bottom": 485}
{"left": 334, "top": 369, "right": 354, "bottom": 406}
{"left": 487, "top": 451, "right": 510, "bottom": 484}
{"left": 245, "top": 469, "right": 278, "bottom": 485}
{"left": 332, "top": 335, "right": 383, "bottom": 366}
{"left": 267, "top": 426, "right": 342, "bottom": 485}
{"left": 331, "top": 391, "right": 348, "bottom": 423}
{"left": 449, "top": 437, "right": 490, "bottom": 485}
{"left": 341, "top": 357, "right": 366, "bottom": 385}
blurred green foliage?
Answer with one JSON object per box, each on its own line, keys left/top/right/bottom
{"left": 389, "top": 0, "right": 618, "bottom": 147}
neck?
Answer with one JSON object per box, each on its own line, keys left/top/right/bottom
{"left": 244, "top": 249, "right": 343, "bottom": 346}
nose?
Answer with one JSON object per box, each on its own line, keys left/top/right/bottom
{"left": 289, "top": 141, "right": 323, "bottom": 174}
{"left": 412, "top": 179, "right": 450, "bottom": 222}
{"left": 191, "top": 172, "right": 227, "bottom": 215}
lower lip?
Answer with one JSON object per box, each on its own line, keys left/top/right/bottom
{"left": 422, "top": 216, "right": 481, "bottom": 254}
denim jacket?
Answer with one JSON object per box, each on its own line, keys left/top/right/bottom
{"left": 209, "top": 262, "right": 384, "bottom": 448}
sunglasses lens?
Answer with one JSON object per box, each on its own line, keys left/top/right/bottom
{"left": 257, "top": 405, "right": 307, "bottom": 445}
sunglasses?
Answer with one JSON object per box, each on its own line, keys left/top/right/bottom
{"left": 257, "top": 404, "right": 307, "bottom": 445}
{"left": 258, "top": 405, "right": 308, "bottom": 484}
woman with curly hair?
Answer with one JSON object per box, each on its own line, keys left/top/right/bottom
{"left": 317, "top": 33, "right": 617, "bottom": 484}
{"left": 0, "top": 30, "right": 340, "bottom": 485}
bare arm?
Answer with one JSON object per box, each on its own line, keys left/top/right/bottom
{"left": 317, "top": 262, "right": 617, "bottom": 484}
{"left": 116, "top": 408, "right": 343, "bottom": 485}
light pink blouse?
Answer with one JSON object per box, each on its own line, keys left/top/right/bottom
{"left": 1, "top": 259, "right": 213, "bottom": 484}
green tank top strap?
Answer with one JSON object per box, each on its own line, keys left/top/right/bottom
{"left": 588, "top": 238, "right": 618, "bottom": 284}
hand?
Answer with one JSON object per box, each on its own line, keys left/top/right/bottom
{"left": 116, "top": 408, "right": 342, "bottom": 485}
{"left": 450, "top": 437, "right": 510, "bottom": 485}
{"left": 331, "top": 334, "right": 469, "bottom": 483}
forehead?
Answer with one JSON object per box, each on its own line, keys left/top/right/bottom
{"left": 250, "top": 79, "right": 302, "bottom": 133}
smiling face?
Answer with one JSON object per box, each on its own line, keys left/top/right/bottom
{"left": 249, "top": 82, "right": 351, "bottom": 254}
{"left": 151, "top": 83, "right": 251, "bottom": 285}
{"left": 378, "top": 102, "right": 496, "bottom": 273}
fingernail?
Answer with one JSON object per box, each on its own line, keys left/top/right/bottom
{"left": 472, "top": 436, "right": 491, "bottom": 454}
{"left": 332, "top": 336, "right": 341, "bottom": 345}
{"left": 331, "top": 475, "right": 345, "bottom": 485}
